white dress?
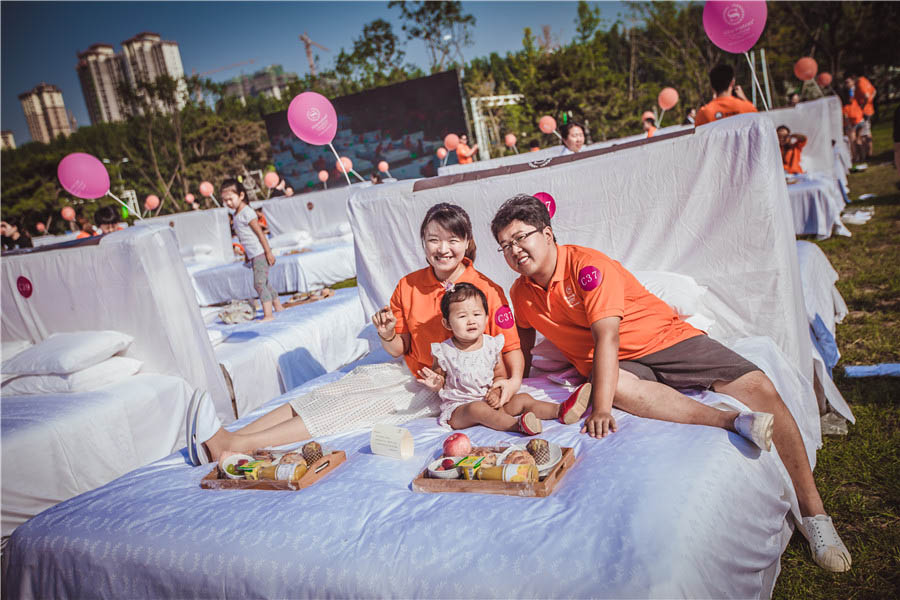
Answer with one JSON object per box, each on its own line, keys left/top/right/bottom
{"left": 430, "top": 334, "right": 504, "bottom": 428}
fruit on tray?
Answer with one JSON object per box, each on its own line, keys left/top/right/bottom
{"left": 442, "top": 433, "right": 472, "bottom": 457}
{"left": 441, "top": 458, "right": 456, "bottom": 470}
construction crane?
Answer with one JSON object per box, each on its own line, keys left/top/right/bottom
{"left": 299, "top": 33, "right": 329, "bottom": 76}
{"left": 191, "top": 59, "right": 257, "bottom": 78}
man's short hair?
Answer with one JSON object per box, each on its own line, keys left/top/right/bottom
{"left": 776, "top": 125, "right": 790, "bottom": 134}
{"left": 709, "top": 64, "right": 735, "bottom": 94}
{"left": 490, "top": 194, "right": 554, "bottom": 242}
{"left": 94, "top": 205, "right": 120, "bottom": 226}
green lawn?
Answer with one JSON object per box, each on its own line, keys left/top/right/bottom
{"left": 773, "top": 106, "right": 900, "bottom": 599}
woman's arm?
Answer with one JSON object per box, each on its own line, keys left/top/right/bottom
{"left": 371, "top": 306, "right": 409, "bottom": 357}
{"left": 248, "top": 218, "right": 276, "bottom": 265}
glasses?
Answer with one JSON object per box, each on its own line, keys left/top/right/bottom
{"left": 497, "top": 229, "right": 540, "bottom": 253}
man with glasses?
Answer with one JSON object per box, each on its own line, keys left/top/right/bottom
{"left": 488, "top": 193, "right": 852, "bottom": 573}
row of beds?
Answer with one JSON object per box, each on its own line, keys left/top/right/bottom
{"left": 1, "top": 109, "right": 855, "bottom": 598}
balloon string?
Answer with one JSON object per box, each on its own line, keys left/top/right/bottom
{"left": 512, "top": 146, "right": 519, "bottom": 154}
{"left": 658, "top": 109, "right": 666, "bottom": 128}
{"left": 328, "top": 143, "right": 352, "bottom": 187}
{"left": 349, "top": 169, "right": 366, "bottom": 183}
{"left": 385, "top": 170, "right": 392, "bottom": 178}
{"left": 552, "top": 131, "right": 563, "bottom": 141}
{"left": 209, "top": 193, "right": 221, "bottom": 208}
{"left": 107, "top": 191, "right": 144, "bottom": 220}
{"left": 744, "top": 51, "right": 769, "bottom": 111}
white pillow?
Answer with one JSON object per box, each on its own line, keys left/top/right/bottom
{"left": 269, "top": 231, "right": 311, "bottom": 249}
{"left": 633, "top": 270, "right": 707, "bottom": 317}
{"left": 2, "top": 356, "right": 142, "bottom": 395}
{"left": 1, "top": 339, "right": 33, "bottom": 361}
{"left": 192, "top": 243, "right": 214, "bottom": 256}
{"left": 1, "top": 331, "right": 134, "bottom": 375}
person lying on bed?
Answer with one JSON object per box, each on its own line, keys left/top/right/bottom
{"left": 489, "top": 193, "right": 851, "bottom": 573}
{"left": 777, "top": 125, "right": 807, "bottom": 175}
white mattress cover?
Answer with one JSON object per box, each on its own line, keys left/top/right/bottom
{"left": 787, "top": 172, "right": 846, "bottom": 239}
{"left": 135, "top": 208, "right": 233, "bottom": 264}
{"left": 765, "top": 96, "right": 846, "bottom": 180}
{"left": 260, "top": 186, "right": 352, "bottom": 237}
{"left": 189, "top": 238, "right": 356, "bottom": 306}
{"left": 4, "top": 336, "right": 805, "bottom": 599}
{"left": 211, "top": 287, "right": 373, "bottom": 416}
{"left": 0, "top": 373, "right": 193, "bottom": 538}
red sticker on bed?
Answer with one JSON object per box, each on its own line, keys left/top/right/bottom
{"left": 494, "top": 306, "right": 514, "bottom": 329}
{"left": 16, "top": 276, "right": 33, "bottom": 298}
{"left": 578, "top": 266, "right": 601, "bottom": 291}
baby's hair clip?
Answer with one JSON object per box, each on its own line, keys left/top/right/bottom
{"left": 443, "top": 281, "right": 456, "bottom": 293}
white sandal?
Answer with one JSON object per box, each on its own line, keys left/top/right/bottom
{"left": 800, "top": 514, "right": 852, "bottom": 572}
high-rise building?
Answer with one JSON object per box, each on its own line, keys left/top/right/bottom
{"left": 76, "top": 32, "right": 187, "bottom": 124}
{"left": 1, "top": 130, "right": 15, "bottom": 150}
{"left": 18, "top": 83, "right": 72, "bottom": 144}
{"left": 223, "top": 65, "right": 299, "bottom": 103}
{"left": 76, "top": 44, "right": 127, "bottom": 125}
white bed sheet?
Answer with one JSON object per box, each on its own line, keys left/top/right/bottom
{"left": 210, "top": 288, "right": 374, "bottom": 416}
{"left": 4, "top": 336, "right": 806, "bottom": 599}
{"left": 787, "top": 172, "right": 848, "bottom": 239}
{"left": 189, "top": 238, "right": 356, "bottom": 306}
{"left": 0, "top": 373, "right": 193, "bottom": 538}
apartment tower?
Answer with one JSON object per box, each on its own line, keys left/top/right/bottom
{"left": 18, "top": 83, "right": 72, "bottom": 144}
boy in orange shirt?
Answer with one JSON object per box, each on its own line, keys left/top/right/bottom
{"left": 777, "top": 126, "right": 807, "bottom": 174}
{"left": 695, "top": 64, "right": 757, "bottom": 126}
{"left": 490, "top": 193, "right": 852, "bottom": 573}
{"left": 641, "top": 111, "right": 657, "bottom": 138}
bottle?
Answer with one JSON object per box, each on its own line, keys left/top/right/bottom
{"left": 476, "top": 464, "right": 538, "bottom": 483}
{"left": 250, "top": 462, "right": 308, "bottom": 482}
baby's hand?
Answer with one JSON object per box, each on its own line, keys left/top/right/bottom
{"left": 416, "top": 367, "right": 444, "bottom": 392}
{"left": 484, "top": 386, "right": 502, "bottom": 408}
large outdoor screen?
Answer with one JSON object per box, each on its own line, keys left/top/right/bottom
{"left": 264, "top": 70, "right": 468, "bottom": 193}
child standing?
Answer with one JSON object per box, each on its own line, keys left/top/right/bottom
{"left": 221, "top": 178, "right": 284, "bottom": 321}
{"left": 417, "top": 282, "right": 587, "bottom": 435}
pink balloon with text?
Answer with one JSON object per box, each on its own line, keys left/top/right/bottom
{"left": 702, "top": 1, "right": 767, "bottom": 54}
{"left": 533, "top": 192, "right": 556, "bottom": 218}
{"left": 578, "top": 266, "right": 602, "bottom": 291}
{"left": 287, "top": 92, "right": 338, "bottom": 145}
{"left": 57, "top": 153, "right": 110, "bottom": 200}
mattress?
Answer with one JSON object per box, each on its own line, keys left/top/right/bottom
{"left": 5, "top": 336, "right": 812, "bottom": 598}
{"left": 0, "top": 373, "right": 194, "bottom": 539}
{"left": 210, "top": 288, "right": 375, "bottom": 416}
{"left": 189, "top": 239, "right": 356, "bottom": 306}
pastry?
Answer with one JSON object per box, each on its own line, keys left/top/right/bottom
{"left": 302, "top": 441, "right": 323, "bottom": 464}
{"left": 280, "top": 451, "right": 307, "bottom": 466}
{"left": 504, "top": 449, "right": 536, "bottom": 465}
{"left": 526, "top": 439, "right": 551, "bottom": 464}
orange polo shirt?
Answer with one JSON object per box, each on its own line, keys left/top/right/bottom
{"left": 456, "top": 143, "right": 475, "bottom": 165}
{"left": 390, "top": 257, "right": 520, "bottom": 375}
{"left": 782, "top": 139, "right": 806, "bottom": 174}
{"left": 695, "top": 95, "right": 757, "bottom": 126}
{"left": 646, "top": 125, "right": 657, "bottom": 138}
{"left": 510, "top": 244, "right": 702, "bottom": 377}
{"left": 843, "top": 102, "right": 863, "bottom": 126}
{"left": 856, "top": 77, "right": 875, "bottom": 116}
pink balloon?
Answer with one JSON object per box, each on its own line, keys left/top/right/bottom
{"left": 61, "top": 206, "right": 76, "bottom": 221}
{"left": 318, "top": 170, "right": 329, "bottom": 182}
{"left": 185, "top": 193, "right": 195, "bottom": 203}
{"left": 264, "top": 172, "right": 280, "bottom": 188}
{"left": 794, "top": 57, "right": 818, "bottom": 81}
{"left": 36, "top": 222, "right": 46, "bottom": 232}
{"left": 336, "top": 156, "right": 353, "bottom": 173}
{"left": 504, "top": 133, "right": 517, "bottom": 147}
{"left": 658, "top": 87, "right": 679, "bottom": 110}
{"left": 199, "top": 181, "right": 214, "bottom": 197}
{"left": 533, "top": 192, "right": 556, "bottom": 218}
{"left": 378, "top": 161, "right": 389, "bottom": 173}
{"left": 538, "top": 116, "right": 557, "bottom": 134}
{"left": 57, "top": 153, "right": 110, "bottom": 200}
{"left": 702, "top": 1, "right": 767, "bottom": 54}
{"left": 144, "top": 194, "right": 160, "bottom": 211}
{"left": 436, "top": 147, "right": 447, "bottom": 159}
{"left": 287, "top": 92, "right": 338, "bottom": 146}
{"left": 444, "top": 134, "right": 459, "bottom": 151}
{"left": 816, "top": 72, "right": 832, "bottom": 87}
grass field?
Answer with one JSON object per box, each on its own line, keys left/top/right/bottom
{"left": 773, "top": 106, "right": 900, "bottom": 599}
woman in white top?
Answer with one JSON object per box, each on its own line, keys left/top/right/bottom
{"left": 222, "top": 178, "right": 284, "bottom": 321}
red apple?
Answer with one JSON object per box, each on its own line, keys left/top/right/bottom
{"left": 441, "top": 458, "right": 456, "bottom": 470}
{"left": 442, "top": 433, "right": 471, "bottom": 457}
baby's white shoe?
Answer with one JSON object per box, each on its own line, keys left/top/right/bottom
{"left": 800, "top": 514, "right": 852, "bottom": 572}
{"left": 733, "top": 411, "right": 774, "bottom": 451}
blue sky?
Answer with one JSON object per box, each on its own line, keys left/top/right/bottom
{"left": 1, "top": 1, "right": 628, "bottom": 145}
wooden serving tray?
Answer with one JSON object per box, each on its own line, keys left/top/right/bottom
{"left": 412, "top": 447, "right": 575, "bottom": 498}
{"left": 200, "top": 450, "right": 346, "bottom": 491}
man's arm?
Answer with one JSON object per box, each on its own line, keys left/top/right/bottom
{"left": 581, "top": 316, "right": 621, "bottom": 438}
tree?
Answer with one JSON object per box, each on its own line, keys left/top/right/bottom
{"left": 575, "top": 0, "right": 603, "bottom": 44}
{"left": 388, "top": 1, "right": 476, "bottom": 72}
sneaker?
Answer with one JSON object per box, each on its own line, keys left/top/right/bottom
{"left": 518, "top": 412, "right": 542, "bottom": 436}
{"left": 733, "top": 411, "right": 774, "bottom": 451}
{"left": 800, "top": 514, "right": 852, "bottom": 572}
{"left": 559, "top": 382, "right": 592, "bottom": 425}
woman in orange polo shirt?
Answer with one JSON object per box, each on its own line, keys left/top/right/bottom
{"left": 372, "top": 203, "right": 525, "bottom": 404}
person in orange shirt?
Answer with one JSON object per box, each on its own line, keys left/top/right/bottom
{"left": 841, "top": 88, "right": 866, "bottom": 164}
{"left": 489, "top": 193, "right": 852, "bottom": 573}
{"left": 641, "top": 111, "right": 657, "bottom": 138}
{"left": 94, "top": 205, "right": 123, "bottom": 234}
{"left": 694, "top": 64, "right": 758, "bottom": 126}
{"left": 75, "top": 217, "right": 96, "bottom": 239}
{"left": 777, "top": 125, "right": 807, "bottom": 174}
{"left": 455, "top": 134, "right": 479, "bottom": 165}
{"left": 846, "top": 74, "right": 875, "bottom": 160}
